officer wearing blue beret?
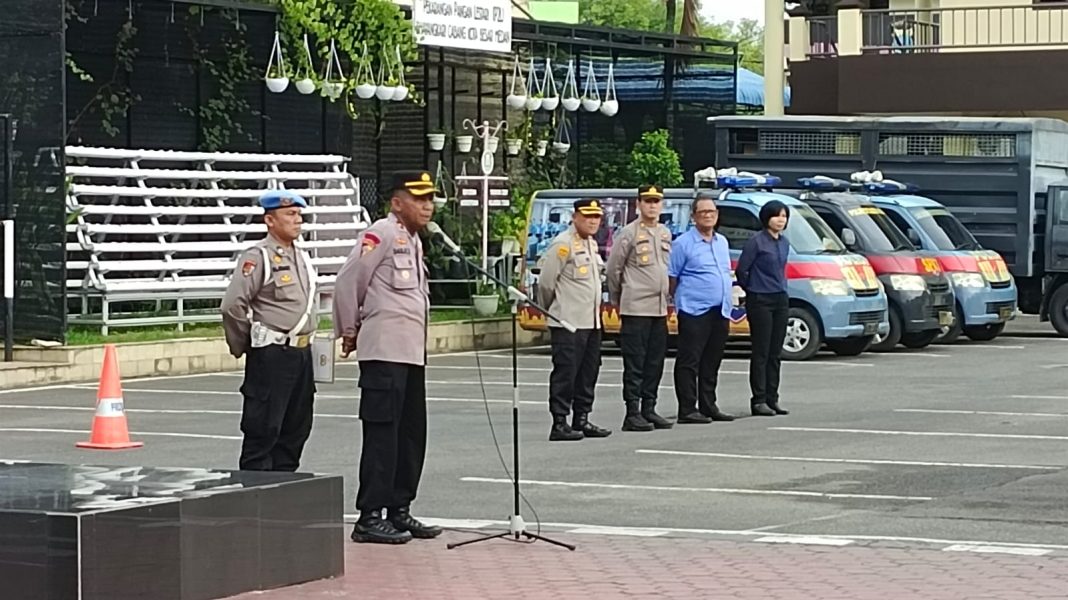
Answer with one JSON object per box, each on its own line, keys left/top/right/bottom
{"left": 222, "top": 189, "right": 319, "bottom": 471}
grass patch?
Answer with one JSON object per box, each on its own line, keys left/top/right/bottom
{"left": 65, "top": 309, "right": 510, "bottom": 346}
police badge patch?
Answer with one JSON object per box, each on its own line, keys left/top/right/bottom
{"left": 241, "top": 260, "right": 256, "bottom": 277}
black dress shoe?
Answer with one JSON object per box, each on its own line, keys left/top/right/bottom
{"left": 352, "top": 510, "right": 412, "bottom": 544}
{"left": 677, "top": 412, "right": 713, "bottom": 424}
{"left": 622, "top": 413, "right": 655, "bottom": 432}
{"left": 751, "top": 403, "right": 776, "bottom": 417}
{"left": 641, "top": 409, "right": 675, "bottom": 429}
{"left": 549, "top": 421, "right": 584, "bottom": 441}
{"left": 573, "top": 414, "right": 612, "bottom": 438}
{"left": 702, "top": 410, "right": 736, "bottom": 422}
{"left": 768, "top": 403, "right": 790, "bottom": 415}
{"left": 389, "top": 507, "right": 443, "bottom": 539}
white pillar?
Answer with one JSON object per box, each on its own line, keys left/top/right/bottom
{"left": 763, "top": 0, "right": 785, "bottom": 116}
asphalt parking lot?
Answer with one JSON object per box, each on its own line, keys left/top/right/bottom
{"left": 3, "top": 316, "right": 1068, "bottom": 554}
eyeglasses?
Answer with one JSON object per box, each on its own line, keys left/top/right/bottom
{"left": 694, "top": 209, "right": 718, "bottom": 216}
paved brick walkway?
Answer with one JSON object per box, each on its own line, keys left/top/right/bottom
{"left": 231, "top": 530, "right": 1068, "bottom": 599}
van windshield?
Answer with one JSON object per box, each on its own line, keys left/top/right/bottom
{"left": 788, "top": 205, "right": 846, "bottom": 254}
{"left": 843, "top": 204, "right": 913, "bottom": 252}
{"left": 908, "top": 206, "right": 981, "bottom": 251}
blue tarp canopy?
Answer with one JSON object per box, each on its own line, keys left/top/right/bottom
{"left": 530, "top": 60, "right": 790, "bottom": 108}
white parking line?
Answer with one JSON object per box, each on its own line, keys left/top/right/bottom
{"left": 1013, "top": 394, "right": 1068, "bottom": 400}
{"left": 634, "top": 449, "right": 1058, "bottom": 470}
{"left": 460, "top": 477, "right": 932, "bottom": 501}
{"left": 896, "top": 408, "right": 1068, "bottom": 419}
{"left": 955, "top": 345, "right": 1026, "bottom": 350}
{"left": 0, "top": 427, "right": 240, "bottom": 440}
{"left": 0, "top": 404, "right": 364, "bottom": 419}
{"left": 58, "top": 389, "right": 543, "bottom": 405}
{"left": 771, "top": 426, "right": 1068, "bottom": 442}
{"left": 755, "top": 535, "right": 853, "bottom": 546}
{"left": 942, "top": 544, "right": 1052, "bottom": 557}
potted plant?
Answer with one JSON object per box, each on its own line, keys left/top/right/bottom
{"left": 560, "top": 60, "right": 581, "bottom": 112}
{"left": 535, "top": 140, "right": 548, "bottom": 157}
{"left": 427, "top": 129, "right": 446, "bottom": 151}
{"left": 600, "top": 63, "right": 619, "bottom": 116}
{"left": 472, "top": 280, "right": 500, "bottom": 317}
{"left": 353, "top": 44, "right": 376, "bottom": 99}
{"left": 456, "top": 135, "right": 474, "bottom": 153}
{"left": 506, "top": 56, "right": 527, "bottom": 109}
{"left": 294, "top": 34, "right": 316, "bottom": 95}
{"left": 485, "top": 136, "right": 500, "bottom": 154}
{"left": 581, "top": 60, "right": 602, "bottom": 112}
{"left": 265, "top": 31, "right": 289, "bottom": 93}
{"left": 320, "top": 39, "right": 346, "bottom": 100}
{"left": 505, "top": 138, "right": 523, "bottom": 155}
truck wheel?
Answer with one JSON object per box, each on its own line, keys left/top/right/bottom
{"left": 827, "top": 336, "right": 873, "bottom": 356}
{"left": 935, "top": 305, "right": 964, "bottom": 345}
{"left": 870, "top": 308, "right": 903, "bottom": 352}
{"left": 901, "top": 329, "right": 939, "bottom": 349}
{"left": 1050, "top": 285, "right": 1068, "bottom": 337}
{"left": 963, "top": 323, "right": 1005, "bottom": 342}
{"left": 782, "top": 307, "right": 822, "bottom": 361}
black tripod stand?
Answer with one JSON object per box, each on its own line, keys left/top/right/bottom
{"left": 432, "top": 241, "right": 576, "bottom": 551}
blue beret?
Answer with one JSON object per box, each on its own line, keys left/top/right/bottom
{"left": 259, "top": 190, "right": 307, "bottom": 211}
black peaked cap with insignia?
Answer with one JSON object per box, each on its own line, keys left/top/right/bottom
{"left": 638, "top": 184, "right": 664, "bottom": 199}
{"left": 391, "top": 170, "right": 441, "bottom": 197}
{"left": 573, "top": 198, "right": 604, "bottom": 217}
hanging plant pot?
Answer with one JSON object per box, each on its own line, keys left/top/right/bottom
{"left": 524, "top": 56, "right": 542, "bottom": 112}
{"left": 295, "top": 78, "right": 316, "bottom": 94}
{"left": 456, "top": 135, "right": 474, "bottom": 153}
{"left": 552, "top": 142, "right": 571, "bottom": 154}
{"left": 506, "top": 56, "right": 527, "bottom": 109}
{"left": 536, "top": 140, "right": 548, "bottom": 156}
{"left": 486, "top": 137, "right": 500, "bottom": 154}
{"left": 355, "top": 83, "right": 376, "bottom": 99}
{"left": 322, "top": 82, "right": 344, "bottom": 99}
{"left": 390, "top": 46, "right": 409, "bottom": 102}
{"left": 582, "top": 97, "right": 602, "bottom": 112}
{"left": 427, "top": 133, "right": 446, "bottom": 151}
{"left": 505, "top": 138, "right": 522, "bottom": 156}
{"left": 599, "top": 62, "right": 619, "bottom": 116}
{"left": 433, "top": 196, "right": 448, "bottom": 208}
{"left": 376, "top": 85, "right": 397, "bottom": 100}
{"left": 560, "top": 60, "right": 580, "bottom": 112}
{"left": 525, "top": 96, "right": 543, "bottom": 111}
{"left": 540, "top": 58, "right": 560, "bottom": 111}
{"left": 352, "top": 42, "right": 375, "bottom": 99}
{"left": 319, "top": 39, "right": 346, "bottom": 100}
{"left": 264, "top": 31, "right": 289, "bottom": 93}
{"left": 553, "top": 113, "right": 573, "bottom": 155}
{"left": 293, "top": 34, "right": 316, "bottom": 95}
{"left": 507, "top": 94, "right": 527, "bottom": 110}
{"left": 581, "top": 59, "right": 602, "bottom": 112}
{"left": 392, "top": 85, "right": 409, "bottom": 101}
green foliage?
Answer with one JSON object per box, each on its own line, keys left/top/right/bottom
{"left": 576, "top": 140, "right": 631, "bottom": 188}
{"left": 66, "top": 16, "right": 141, "bottom": 140}
{"left": 273, "top": 0, "right": 418, "bottom": 116}
{"left": 629, "top": 129, "right": 684, "bottom": 187}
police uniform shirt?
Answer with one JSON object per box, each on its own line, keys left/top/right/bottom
{"left": 332, "top": 213, "right": 429, "bottom": 366}
{"left": 537, "top": 226, "right": 603, "bottom": 330}
{"left": 606, "top": 220, "right": 672, "bottom": 317}
{"left": 221, "top": 234, "right": 315, "bottom": 357}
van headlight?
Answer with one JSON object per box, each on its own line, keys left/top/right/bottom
{"left": 888, "top": 274, "right": 927, "bottom": 291}
{"left": 811, "top": 279, "right": 851, "bottom": 296}
{"left": 950, "top": 272, "right": 986, "bottom": 289}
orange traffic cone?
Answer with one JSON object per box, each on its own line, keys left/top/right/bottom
{"left": 77, "top": 344, "right": 143, "bottom": 450}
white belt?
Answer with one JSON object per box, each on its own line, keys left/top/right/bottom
{"left": 250, "top": 322, "right": 314, "bottom": 349}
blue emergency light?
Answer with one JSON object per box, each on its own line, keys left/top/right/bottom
{"left": 862, "top": 179, "right": 920, "bottom": 194}
{"left": 797, "top": 175, "right": 853, "bottom": 191}
{"left": 717, "top": 173, "right": 781, "bottom": 189}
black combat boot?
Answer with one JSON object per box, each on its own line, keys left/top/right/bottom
{"left": 351, "top": 509, "right": 412, "bottom": 544}
{"left": 549, "top": 416, "right": 584, "bottom": 441}
{"left": 640, "top": 399, "right": 674, "bottom": 429}
{"left": 622, "top": 401, "right": 654, "bottom": 432}
{"left": 573, "top": 413, "right": 612, "bottom": 438}
{"left": 389, "top": 507, "right": 443, "bottom": 539}
{"left": 751, "top": 403, "right": 776, "bottom": 417}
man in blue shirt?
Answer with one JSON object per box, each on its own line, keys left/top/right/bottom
{"left": 669, "top": 194, "right": 737, "bottom": 423}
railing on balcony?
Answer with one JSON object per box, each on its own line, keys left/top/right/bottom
{"left": 861, "top": 2, "right": 1068, "bottom": 53}
{"left": 808, "top": 15, "right": 838, "bottom": 57}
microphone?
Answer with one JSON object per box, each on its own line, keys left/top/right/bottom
{"left": 426, "top": 222, "right": 463, "bottom": 255}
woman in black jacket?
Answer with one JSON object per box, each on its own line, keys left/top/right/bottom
{"left": 736, "top": 201, "right": 791, "bottom": 417}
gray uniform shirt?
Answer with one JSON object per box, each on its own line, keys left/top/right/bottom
{"left": 605, "top": 220, "right": 671, "bottom": 317}
{"left": 221, "top": 234, "right": 316, "bottom": 358}
{"left": 536, "top": 227, "right": 602, "bottom": 330}
{"left": 332, "top": 213, "right": 429, "bottom": 366}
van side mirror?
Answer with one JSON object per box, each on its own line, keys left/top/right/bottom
{"left": 907, "top": 228, "right": 921, "bottom": 246}
{"left": 841, "top": 228, "right": 857, "bottom": 248}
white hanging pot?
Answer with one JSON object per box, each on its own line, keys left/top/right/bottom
{"left": 355, "top": 83, "right": 376, "bottom": 99}
{"left": 265, "top": 31, "right": 289, "bottom": 93}
{"left": 600, "top": 100, "right": 619, "bottom": 117}
{"left": 266, "top": 77, "right": 289, "bottom": 93}
{"left": 486, "top": 137, "right": 500, "bottom": 153}
{"left": 392, "top": 85, "right": 409, "bottom": 101}
{"left": 456, "top": 135, "right": 473, "bottom": 153}
{"left": 295, "top": 78, "right": 316, "bottom": 95}
{"left": 319, "top": 39, "right": 347, "bottom": 100}
{"left": 322, "top": 82, "right": 344, "bottom": 99}
{"left": 525, "top": 96, "right": 542, "bottom": 111}
{"left": 525, "top": 56, "right": 542, "bottom": 112}
{"left": 582, "top": 97, "right": 602, "bottom": 112}
{"left": 505, "top": 138, "right": 522, "bottom": 156}
{"left": 541, "top": 97, "right": 560, "bottom": 111}
{"left": 506, "top": 94, "right": 527, "bottom": 109}
{"left": 376, "top": 85, "right": 396, "bottom": 100}
{"left": 427, "top": 133, "right": 446, "bottom": 151}
{"left": 293, "top": 34, "right": 315, "bottom": 95}
{"left": 561, "top": 97, "right": 581, "bottom": 112}
{"left": 552, "top": 142, "right": 571, "bottom": 154}
{"left": 433, "top": 196, "right": 447, "bottom": 208}
{"left": 536, "top": 140, "right": 548, "bottom": 156}
{"left": 599, "top": 63, "right": 619, "bottom": 117}
{"left": 540, "top": 57, "right": 559, "bottom": 112}
{"left": 560, "top": 59, "right": 580, "bottom": 112}
{"left": 580, "top": 60, "right": 602, "bottom": 112}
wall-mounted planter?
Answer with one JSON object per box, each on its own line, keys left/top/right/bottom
{"left": 427, "top": 133, "right": 446, "bottom": 151}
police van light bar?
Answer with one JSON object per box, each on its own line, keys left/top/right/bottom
{"left": 862, "top": 179, "right": 920, "bottom": 194}
{"left": 717, "top": 171, "right": 781, "bottom": 189}
{"left": 797, "top": 175, "right": 852, "bottom": 191}
{"left": 850, "top": 170, "right": 884, "bottom": 183}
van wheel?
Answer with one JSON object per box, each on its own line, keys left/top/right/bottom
{"left": 935, "top": 305, "right": 964, "bottom": 344}
{"left": 1050, "top": 285, "right": 1068, "bottom": 337}
{"left": 870, "top": 308, "right": 903, "bottom": 352}
{"left": 782, "top": 307, "right": 822, "bottom": 361}
{"left": 901, "top": 329, "right": 939, "bottom": 349}
{"left": 827, "top": 336, "right": 873, "bottom": 356}
{"left": 963, "top": 323, "right": 1005, "bottom": 342}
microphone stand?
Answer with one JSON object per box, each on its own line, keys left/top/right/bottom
{"left": 433, "top": 239, "right": 576, "bottom": 551}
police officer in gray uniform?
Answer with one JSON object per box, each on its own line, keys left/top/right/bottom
{"left": 606, "top": 184, "right": 674, "bottom": 432}
{"left": 538, "top": 198, "right": 612, "bottom": 442}
{"left": 333, "top": 171, "right": 442, "bottom": 545}
{"left": 221, "top": 189, "right": 318, "bottom": 472}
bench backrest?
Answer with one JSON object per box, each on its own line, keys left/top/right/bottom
{"left": 65, "top": 146, "right": 370, "bottom": 294}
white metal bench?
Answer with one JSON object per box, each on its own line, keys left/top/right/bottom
{"left": 65, "top": 146, "right": 371, "bottom": 334}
